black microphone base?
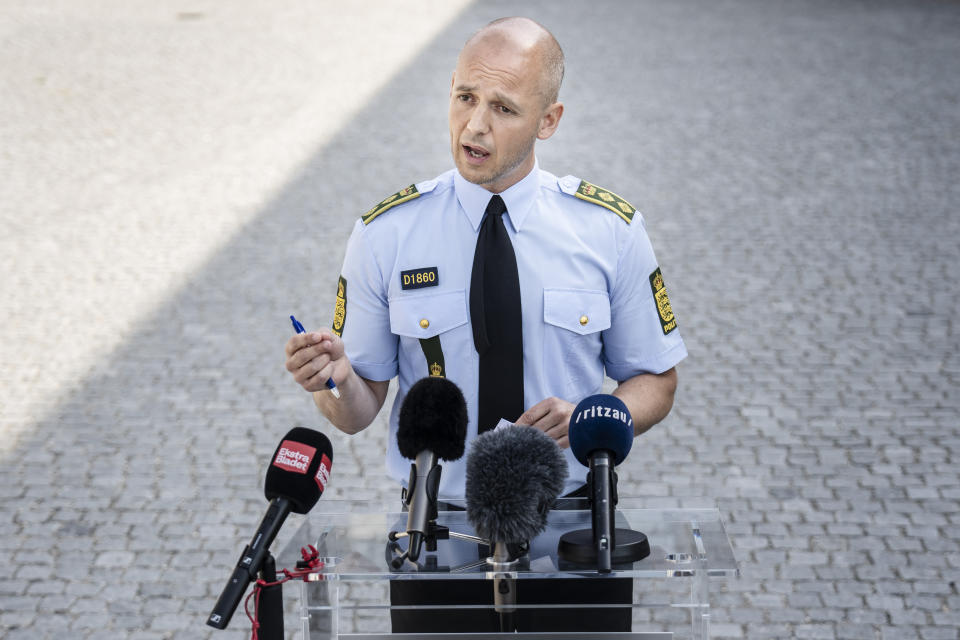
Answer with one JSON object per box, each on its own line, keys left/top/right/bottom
{"left": 557, "top": 528, "right": 650, "bottom": 566}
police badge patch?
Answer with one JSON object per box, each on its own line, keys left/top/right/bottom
{"left": 332, "top": 276, "right": 347, "bottom": 337}
{"left": 649, "top": 268, "right": 677, "bottom": 335}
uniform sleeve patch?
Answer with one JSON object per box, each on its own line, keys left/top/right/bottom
{"left": 573, "top": 180, "right": 635, "bottom": 224}
{"left": 332, "top": 276, "right": 347, "bottom": 336}
{"left": 649, "top": 268, "right": 677, "bottom": 335}
{"left": 361, "top": 184, "right": 420, "bottom": 225}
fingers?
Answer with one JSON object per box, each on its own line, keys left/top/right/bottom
{"left": 291, "top": 352, "right": 331, "bottom": 389}
{"left": 538, "top": 412, "right": 568, "bottom": 442}
{"left": 516, "top": 397, "right": 573, "bottom": 448}
{"left": 515, "top": 402, "right": 549, "bottom": 426}
{"left": 301, "top": 360, "right": 336, "bottom": 392}
{"left": 284, "top": 331, "right": 323, "bottom": 357}
{"left": 285, "top": 330, "right": 342, "bottom": 363}
{"left": 285, "top": 335, "right": 321, "bottom": 369}
{"left": 284, "top": 331, "right": 344, "bottom": 392}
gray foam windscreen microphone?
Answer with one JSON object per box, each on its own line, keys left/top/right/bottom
{"left": 465, "top": 425, "right": 568, "bottom": 544}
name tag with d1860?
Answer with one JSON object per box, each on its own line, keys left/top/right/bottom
{"left": 400, "top": 267, "right": 439, "bottom": 290}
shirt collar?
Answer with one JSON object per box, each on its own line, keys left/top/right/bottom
{"left": 454, "top": 159, "right": 540, "bottom": 232}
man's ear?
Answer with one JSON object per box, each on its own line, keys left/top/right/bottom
{"left": 537, "top": 102, "right": 564, "bottom": 140}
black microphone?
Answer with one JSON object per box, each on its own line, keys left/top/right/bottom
{"left": 559, "top": 394, "right": 649, "bottom": 572}
{"left": 207, "top": 427, "right": 333, "bottom": 630}
{"left": 395, "top": 377, "right": 467, "bottom": 564}
{"left": 465, "top": 425, "right": 567, "bottom": 631}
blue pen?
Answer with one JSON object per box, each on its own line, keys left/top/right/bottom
{"left": 290, "top": 315, "right": 341, "bottom": 399}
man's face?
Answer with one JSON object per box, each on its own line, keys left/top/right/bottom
{"left": 448, "top": 39, "right": 554, "bottom": 194}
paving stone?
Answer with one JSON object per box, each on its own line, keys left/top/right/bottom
{"left": 834, "top": 623, "right": 879, "bottom": 640}
{"left": 919, "top": 628, "right": 960, "bottom": 640}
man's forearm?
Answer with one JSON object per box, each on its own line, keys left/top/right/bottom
{"left": 612, "top": 367, "right": 678, "bottom": 437}
{"left": 314, "top": 368, "right": 389, "bottom": 435}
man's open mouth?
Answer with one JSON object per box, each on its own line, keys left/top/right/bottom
{"left": 463, "top": 144, "right": 489, "bottom": 159}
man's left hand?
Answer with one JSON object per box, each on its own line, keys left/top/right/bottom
{"left": 515, "top": 397, "right": 574, "bottom": 448}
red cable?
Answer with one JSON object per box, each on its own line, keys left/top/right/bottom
{"left": 245, "top": 546, "right": 325, "bottom": 639}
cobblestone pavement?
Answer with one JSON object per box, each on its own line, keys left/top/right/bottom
{"left": 2, "top": 1, "right": 958, "bottom": 638}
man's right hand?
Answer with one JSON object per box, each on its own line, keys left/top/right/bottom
{"left": 284, "top": 330, "right": 391, "bottom": 434}
{"left": 284, "top": 330, "right": 347, "bottom": 393}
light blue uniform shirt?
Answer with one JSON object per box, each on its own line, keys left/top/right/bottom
{"left": 337, "top": 161, "right": 687, "bottom": 499}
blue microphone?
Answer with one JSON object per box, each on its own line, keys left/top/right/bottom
{"left": 559, "top": 394, "right": 649, "bottom": 572}
{"left": 569, "top": 395, "right": 634, "bottom": 467}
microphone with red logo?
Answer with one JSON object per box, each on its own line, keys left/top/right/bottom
{"left": 206, "top": 427, "right": 333, "bottom": 630}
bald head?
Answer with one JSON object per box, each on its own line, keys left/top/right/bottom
{"left": 461, "top": 17, "right": 564, "bottom": 107}
{"left": 448, "top": 17, "right": 565, "bottom": 192}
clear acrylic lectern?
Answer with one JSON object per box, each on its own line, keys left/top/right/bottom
{"left": 277, "top": 499, "right": 738, "bottom": 639}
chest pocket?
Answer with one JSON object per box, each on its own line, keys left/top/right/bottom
{"left": 543, "top": 288, "right": 611, "bottom": 335}
{"left": 543, "top": 288, "right": 610, "bottom": 397}
{"left": 389, "top": 289, "right": 469, "bottom": 338}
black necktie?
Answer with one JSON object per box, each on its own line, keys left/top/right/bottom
{"left": 470, "top": 194, "right": 523, "bottom": 433}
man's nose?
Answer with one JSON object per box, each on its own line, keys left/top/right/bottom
{"left": 465, "top": 105, "right": 490, "bottom": 136}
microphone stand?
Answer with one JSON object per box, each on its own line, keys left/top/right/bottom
{"left": 389, "top": 461, "right": 489, "bottom": 569}
{"left": 590, "top": 452, "right": 616, "bottom": 572}
{"left": 388, "top": 523, "right": 527, "bottom": 631}
{"left": 388, "top": 525, "right": 487, "bottom": 569}
{"left": 557, "top": 451, "right": 650, "bottom": 572}
{"left": 489, "top": 541, "right": 518, "bottom": 633}
{"left": 388, "top": 456, "right": 444, "bottom": 568}
{"left": 256, "top": 552, "right": 283, "bottom": 640}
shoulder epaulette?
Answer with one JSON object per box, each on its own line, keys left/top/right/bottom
{"left": 566, "top": 179, "right": 636, "bottom": 224}
{"left": 361, "top": 184, "right": 421, "bottom": 225}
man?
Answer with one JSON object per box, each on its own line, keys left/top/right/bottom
{"left": 285, "top": 16, "right": 686, "bottom": 502}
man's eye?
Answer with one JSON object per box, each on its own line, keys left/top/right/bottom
{"left": 497, "top": 105, "right": 512, "bottom": 114}
{"left": 458, "top": 94, "right": 473, "bottom": 102}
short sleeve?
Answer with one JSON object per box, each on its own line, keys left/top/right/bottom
{"left": 336, "top": 221, "right": 399, "bottom": 381}
{"left": 601, "top": 219, "right": 687, "bottom": 380}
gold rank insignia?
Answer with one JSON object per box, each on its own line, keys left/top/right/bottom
{"left": 361, "top": 184, "right": 421, "bottom": 225}
{"left": 574, "top": 180, "right": 636, "bottom": 224}
{"left": 332, "top": 276, "right": 347, "bottom": 336}
{"left": 649, "top": 267, "right": 677, "bottom": 335}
